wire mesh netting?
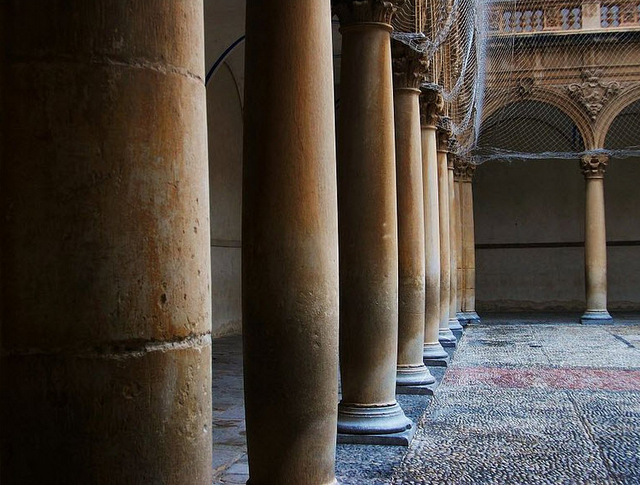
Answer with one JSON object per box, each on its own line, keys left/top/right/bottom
{"left": 391, "top": 0, "right": 640, "bottom": 164}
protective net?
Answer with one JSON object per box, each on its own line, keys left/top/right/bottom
{"left": 391, "top": 0, "right": 640, "bottom": 164}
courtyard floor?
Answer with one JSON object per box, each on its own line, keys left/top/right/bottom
{"left": 212, "top": 314, "right": 640, "bottom": 484}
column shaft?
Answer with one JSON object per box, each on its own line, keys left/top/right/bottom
{"left": 243, "top": 2, "right": 339, "bottom": 483}
{"left": 335, "top": 1, "right": 411, "bottom": 435}
{"left": 455, "top": 179, "right": 464, "bottom": 317}
{"left": 392, "top": 43, "right": 433, "bottom": 387}
{"left": 437, "top": 139, "right": 457, "bottom": 345}
{"left": 461, "top": 179, "right": 480, "bottom": 321}
{"left": 447, "top": 159, "right": 462, "bottom": 331}
{"left": 580, "top": 154, "right": 612, "bottom": 324}
{"left": 1, "top": 2, "right": 212, "bottom": 482}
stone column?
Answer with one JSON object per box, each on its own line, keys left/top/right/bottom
{"left": 1, "top": 3, "right": 212, "bottom": 483}
{"left": 436, "top": 120, "right": 458, "bottom": 347}
{"left": 456, "top": 158, "right": 481, "bottom": 324}
{"left": 392, "top": 41, "right": 435, "bottom": 393}
{"left": 453, "top": 169, "right": 465, "bottom": 324}
{"left": 242, "top": 2, "right": 340, "bottom": 483}
{"left": 580, "top": 154, "right": 613, "bottom": 324}
{"left": 420, "top": 88, "right": 451, "bottom": 363}
{"left": 447, "top": 151, "right": 463, "bottom": 333}
{"left": 334, "top": 0, "right": 412, "bottom": 440}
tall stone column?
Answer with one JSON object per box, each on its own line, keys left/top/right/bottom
{"left": 334, "top": 0, "right": 412, "bottom": 440}
{"left": 447, "top": 151, "right": 463, "bottom": 333}
{"left": 242, "top": 2, "right": 340, "bottom": 483}
{"left": 437, "top": 120, "right": 458, "bottom": 347}
{"left": 580, "top": 154, "right": 613, "bottom": 324}
{"left": 1, "top": 3, "right": 212, "bottom": 483}
{"left": 392, "top": 41, "right": 435, "bottom": 393}
{"left": 420, "top": 88, "right": 450, "bottom": 364}
{"left": 453, "top": 170, "right": 465, "bottom": 324}
{"left": 455, "top": 158, "right": 481, "bottom": 324}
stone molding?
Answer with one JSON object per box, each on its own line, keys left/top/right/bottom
{"left": 419, "top": 86, "right": 444, "bottom": 126}
{"left": 580, "top": 153, "right": 609, "bottom": 179}
{"left": 392, "top": 40, "right": 428, "bottom": 90}
{"left": 453, "top": 157, "right": 476, "bottom": 182}
{"left": 567, "top": 69, "right": 620, "bottom": 121}
{"left": 437, "top": 116, "right": 452, "bottom": 152}
{"left": 333, "top": 0, "right": 400, "bottom": 26}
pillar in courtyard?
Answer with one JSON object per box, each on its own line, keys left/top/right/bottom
{"left": 392, "top": 41, "right": 436, "bottom": 391}
{"left": 455, "top": 157, "right": 481, "bottom": 324}
{"left": 453, "top": 162, "right": 465, "bottom": 324}
{"left": 437, "top": 118, "right": 458, "bottom": 346}
{"left": 1, "top": 2, "right": 212, "bottom": 483}
{"left": 243, "top": 2, "right": 340, "bottom": 483}
{"left": 447, "top": 148, "right": 463, "bottom": 333}
{"left": 419, "top": 87, "right": 451, "bottom": 363}
{"left": 334, "top": 0, "right": 413, "bottom": 439}
{"left": 580, "top": 154, "right": 613, "bottom": 324}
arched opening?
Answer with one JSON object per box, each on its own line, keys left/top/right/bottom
{"left": 474, "top": 100, "right": 586, "bottom": 312}
{"left": 604, "top": 99, "right": 640, "bottom": 311}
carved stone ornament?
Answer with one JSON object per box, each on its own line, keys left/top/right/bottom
{"left": 453, "top": 157, "right": 476, "bottom": 182}
{"left": 516, "top": 77, "right": 535, "bottom": 98}
{"left": 391, "top": 40, "right": 429, "bottom": 90}
{"left": 436, "top": 116, "right": 452, "bottom": 152}
{"left": 333, "top": 0, "right": 401, "bottom": 26}
{"left": 419, "top": 86, "right": 444, "bottom": 126}
{"left": 567, "top": 69, "right": 620, "bottom": 121}
{"left": 580, "top": 153, "right": 609, "bottom": 179}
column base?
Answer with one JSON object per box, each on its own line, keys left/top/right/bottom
{"left": 423, "top": 342, "right": 450, "bottom": 366}
{"left": 456, "top": 312, "right": 468, "bottom": 326}
{"left": 337, "top": 421, "right": 416, "bottom": 446}
{"left": 448, "top": 317, "right": 463, "bottom": 331}
{"left": 460, "top": 311, "right": 481, "bottom": 325}
{"left": 337, "top": 401, "right": 412, "bottom": 436}
{"left": 580, "top": 310, "right": 613, "bottom": 325}
{"left": 439, "top": 329, "right": 457, "bottom": 348}
{"left": 396, "top": 381, "right": 437, "bottom": 395}
{"left": 396, "top": 364, "right": 436, "bottom": 387}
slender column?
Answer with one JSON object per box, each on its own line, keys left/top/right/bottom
{"left": 420, "top": 88, "right": 450, "bottom": 362}
{"left": 1, "top": 3, "right": 212, "bottom": 483}
{"left": 392, "top": 41, "right": 435, "bottom": 391}
{"left": 580, "top": 154, "right": 613, "bottom": 324}
{"left": 454, "top": 171, "right": 465, "bottom": 324}
{"left": 447, "top": 152, "right": 463, "bottom": 332}
{"left": 437, "top": 119, "right": 457, "bottom": 346}
{"left": 242, "top": 2, "right": 340, "bottom": 483}
{"left": 334, "top": 0, "right": 412, "bottom": 437}
{"left": 456, "top": 159, "right": 481, "bottom": 323}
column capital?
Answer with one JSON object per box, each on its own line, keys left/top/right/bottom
{"left": 437, "top": 116, "right": 452, "bottom": 153}
{"left": 580, "top": 153, "right": 609, "bottom": 179}
{"left": 453, "top": 156, "right": 476, "bottom": 182}
{"left": 391, "top": 40, "right": 428, "bottom": 90}
{"left": 333, "top": 0, "right": 400, "bottom": 27}
{"left": 419, "top": 86, "right": 444, "bottom": 127}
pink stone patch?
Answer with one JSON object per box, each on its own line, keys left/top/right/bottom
{"left": 446, "top": 367, "right": 640, "bottom": 391}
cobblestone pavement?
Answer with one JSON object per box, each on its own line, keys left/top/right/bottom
{"left": 212, "top": 315, "right": 640, "bottom": 484}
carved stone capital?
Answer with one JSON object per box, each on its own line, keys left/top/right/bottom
{"left": 333, "top": 0, "right": 401, "bottom": 26}
{"left": 567, "top": 69, "right": 620, "bottom": 121}
{"left": 436, "top": 116, "right": 452, "bottom": 152}
{"left": 419, "top": 87, "right": 444, "bottom": 127}
{"left": 580, "top": 154, "right": 609, "bottom": 179}
{"left": 391, "top": 40, "right": 428, "bottom": 90}
{"left": 453, "top": 157, "right": 476, "bottom": 182}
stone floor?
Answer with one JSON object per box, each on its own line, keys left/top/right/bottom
{"left": 212, "top": 314, "right": 640, "bottom": 484}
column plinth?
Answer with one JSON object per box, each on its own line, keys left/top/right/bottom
{"left": 419, "top": 88, "right": 450, "bottom": 364}
{"left": 1, "top": 3, "right": 212, "bottom": 482}
{"left": 580, "top": 154, "right": 613, "bottom": 325}
{"left": 437, "top": 118, "right": 457, "bottom": 347}
{"left": 335, "top": 0, "right": 412, "bottom": 440}
{"left": 392, "top": 41, "right": 435, "bottom": 389}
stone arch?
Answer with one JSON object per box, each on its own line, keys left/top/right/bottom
{"left": 481, "top": 87, "right": 596, "bottom": 150}
{"left": 596, "top": 83, "right": 640, "bottom": 149}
